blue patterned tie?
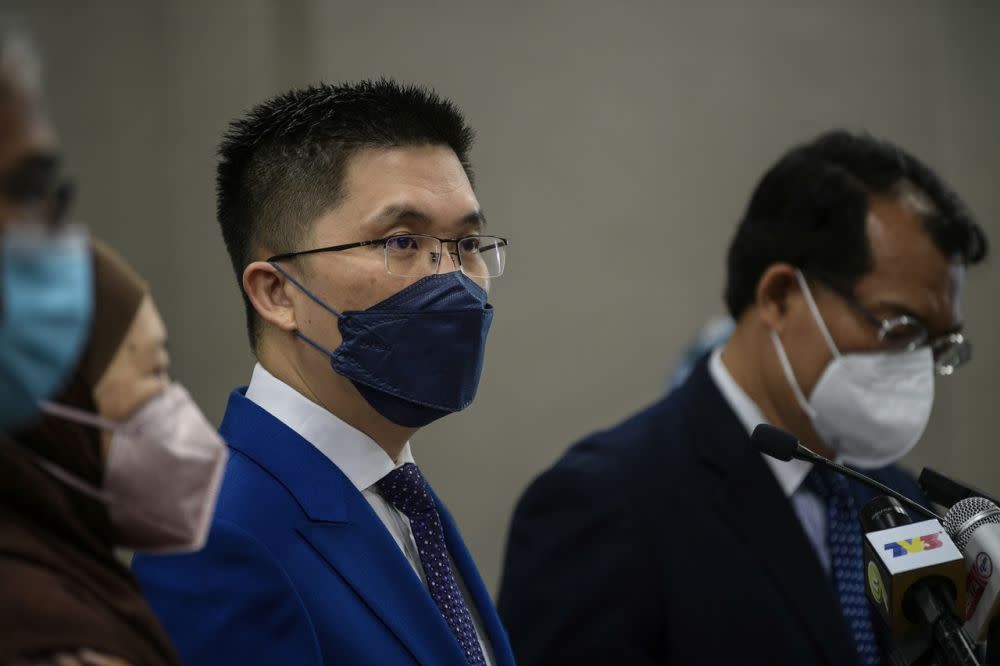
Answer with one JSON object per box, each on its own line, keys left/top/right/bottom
{"left": 377, "top": 463, "right": 487, "bottom": 666}
{"left": 806, "top": 466, "right": 882, "bottom": 666}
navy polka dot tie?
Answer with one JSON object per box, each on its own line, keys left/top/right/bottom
{"left": 377, "top": 463, "right": 487, "bottom": 666}
{"left": 806, "top": 466, "right": 882, "bottom": 666}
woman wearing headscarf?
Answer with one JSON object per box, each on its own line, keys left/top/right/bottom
{"left": 0, "top": 240, "right": 228, "bottom": 666}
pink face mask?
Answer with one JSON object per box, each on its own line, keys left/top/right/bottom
{"left": 37, "top": 383, "right": 228, "bottom": 554}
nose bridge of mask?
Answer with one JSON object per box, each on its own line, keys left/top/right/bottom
{"left": 367, "top": 271, "right": 488, "bottom": 311}
{"left": 794, "top": 269, "right": 842, "bottom": 360}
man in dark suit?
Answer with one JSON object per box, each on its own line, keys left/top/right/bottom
{"left": 498, "top": 130, "right": 988, "bottom": 665}
{"left": 132, "top": 80, "right": 515, "bottom": 666}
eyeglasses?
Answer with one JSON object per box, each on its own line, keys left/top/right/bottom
{"left": 268, "top": 233, "right": 508, "bottom": 279}
{"left": 0, "top": 155, "right": 75, "bottom": 225}
{"left": 817, "top": 278, "right": 971, "bottom": 376}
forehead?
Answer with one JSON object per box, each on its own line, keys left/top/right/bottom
{"left": 0, "top": 87, "right": 55, "bottom": 172}
{"left": 865, "top": 195, "right": 953, "bottom": 287}
{"left": 311, "top": 144, "right": 479, "bottom": 242}
{"left": 856, "top": 193, "right": 964, "bottom": 326}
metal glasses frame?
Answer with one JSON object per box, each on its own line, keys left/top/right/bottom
{"left": 267, "top": 233, "right": 508, "bottom": 277}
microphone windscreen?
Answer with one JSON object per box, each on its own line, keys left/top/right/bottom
{"left": 751, "top": 423, "right": 798, "bottom": 461}
{"left": 943, "top": 496, "right": 1000, "bottom": 552}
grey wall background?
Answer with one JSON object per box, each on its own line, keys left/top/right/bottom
{"left": 9, "top": 0, "right": 999, "bottom": 594}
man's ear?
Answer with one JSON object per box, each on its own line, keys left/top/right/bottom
{"left": 243, "top": 261, "right": 299, "bottom": 333}
{"left": 754, "top": 263, "right": 801, "bottom": 334}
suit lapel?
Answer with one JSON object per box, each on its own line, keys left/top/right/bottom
{"left": 299, "top": 517, "right": 467, "bottom": 666}
{"left": 220, "top": 390, "right": 468, "bottom": 666}
{"left": 683, "top": 363, "right": 860, "bottom": 666}
{"left": 436, "top": 497, "right": 516, "bottom": 666}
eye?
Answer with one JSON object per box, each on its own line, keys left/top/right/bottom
{"left": 384, "top": 235, "right": 419, "bottom": 252}
{"left": 458, "top": 236, "right": 482, "bottom": 254}
{"left": 880, "top": 317, "right": 927, "bottom": 350}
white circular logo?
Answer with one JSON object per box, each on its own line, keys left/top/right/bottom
{"left": 975, "top": 552, "right": 993, "bottom": 579}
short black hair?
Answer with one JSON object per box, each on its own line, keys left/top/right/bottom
{"left": 216, "top": 79, "right": 476, "bottom": 347}
{"left": 724, "top": 130, "right": 988, "bottom": 319}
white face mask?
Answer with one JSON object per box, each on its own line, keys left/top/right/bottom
{"left": 37, "top": 383, "right": 228, "bottom": 553}
{"left": 769, "top": 270, "right": 935, "bottom": 469}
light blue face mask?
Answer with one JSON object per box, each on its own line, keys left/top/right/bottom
{"left": 0, "top": 224, "right": 93, "bottom": 430}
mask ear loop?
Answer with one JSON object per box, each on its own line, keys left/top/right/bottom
{"left": 794, "top": 270, "right": 842, "bottom": 359}
{"left": 38, "top": 400, "right": 118, "bottom": 431}
{"left": 767, "top": 269, "right": 839, "bottom": 422}
{"left": 267, "top": 261, "right": 389, "bottom": 354}
{"left": 769, "top": 330, "right": 818, "bottom": 420}
{"left": 1, "top": 403, "right": 114, "bottom": 504}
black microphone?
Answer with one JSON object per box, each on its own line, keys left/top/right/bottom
{"left": 920, "top": 468, "right": 1000, "bottom": 510}
{"left": 943, "top": 497, "right": 1000, "bottom": 664}
{"left": 752, "top": 424, "right": 940, "bottom": 521}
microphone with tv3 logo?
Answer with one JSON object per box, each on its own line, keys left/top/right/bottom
{"left": 861, "top": 496, "right": 979, "bottom": 666}
{"left": 752, "top": 424, "right": 980, "bottom": 665}
{"left": 943, "top": 497, "right": 1000, "bottom": 665}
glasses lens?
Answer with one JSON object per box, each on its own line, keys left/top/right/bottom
{"left": 880, "top": 317, "right": 927, "bottom": 351}
{"left": 1, "top": 155, "right": 62, "bottom": 203}
{"left": 457, "top": 236, "right": 506, "bottom": 278}
{"left": 934, "top": 335, "right": 971, "bottom": 376}
{"left": 384, "top": 235, "right": 441, "bottom": 277}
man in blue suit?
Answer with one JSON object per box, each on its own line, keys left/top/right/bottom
{"left": 134, "top": 80, "right": 514, "bottom": 666}
{"left": 497, "top": 131, "right": 988, "bottom": 665}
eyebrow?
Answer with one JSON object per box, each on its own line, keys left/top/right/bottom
{"left": 369, "top": 205, "right": 487, "bottom": 232}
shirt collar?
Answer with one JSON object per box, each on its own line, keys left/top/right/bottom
{"left": 707, "top": 347, "right": 812, "bottom": 497}
{"left": 244, "top": 363, "right": 414, "bottom": 492}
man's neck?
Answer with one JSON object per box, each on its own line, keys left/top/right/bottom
{"left": 257, "top": 344, "right": 416, "bottom": 462}
{"left": 720, "top": 324, "right": 836, "bottom": 460}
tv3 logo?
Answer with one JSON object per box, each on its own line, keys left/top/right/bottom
{"left": 883, "top": 532, "right": 943, "bottom": 558}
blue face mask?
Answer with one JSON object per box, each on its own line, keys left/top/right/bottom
{"left": 0, "top": 225, "right": 94, "bottom": 430}
{"left": 272, "top": 265, "right": 494, "bottom": 427}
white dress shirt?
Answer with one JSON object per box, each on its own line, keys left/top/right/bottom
{"left": 245, "top": 363, "right": 494, "bottom": 664}
{"left": 708, "top": 348, "right": 832, "bottom": 574}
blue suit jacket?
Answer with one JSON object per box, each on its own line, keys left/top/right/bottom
{"left": 498, "top": 357, "right": 928, "bottom": 666}
{"left": 133, "top": 389, "right": 515, "bottom": 666}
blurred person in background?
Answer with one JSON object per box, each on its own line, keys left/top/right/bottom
{"left": 666, "top": 315, "right": 734, "bottom": 390}
{"left": 498, "top": 130, "right": 988, "bottom": 666}
{"left": 133, "top": 81, "right": 515, "bottom": 666}
{"left": 0, "top": 23, "right": 89, "bottom": 431}
{"left": 0, "top": 22, "right": 228, "bottom": 666}
{"left": 1, "top": 240, "right": 228, "bottom": 665}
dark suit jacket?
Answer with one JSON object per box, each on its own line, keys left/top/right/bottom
{"left": 497, "top": 357, "right": 926, "bottom": 665}
{"left": 133, "top": 388, "right": 515, "bottom": 666}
